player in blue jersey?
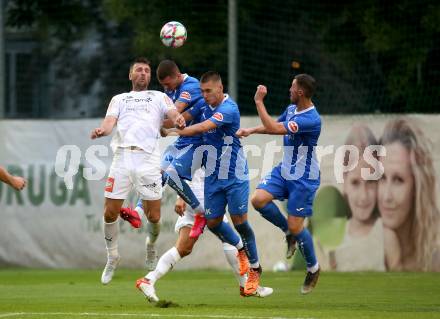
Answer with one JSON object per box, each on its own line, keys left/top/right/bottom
{"left": 156, "top": 60, "right": 208, "bottom": 240}
{"left": 236, "top": 74, "right": 321, "bottom": 294}
{"left": 170, "top": 71, "right": 263, "bottom": 296}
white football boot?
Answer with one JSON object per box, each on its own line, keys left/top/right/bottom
{"left": 101, "top": 255, "right": 120, "bottom": 285}
{"left": 136, "top": 278, "right": 159, "bottom": 302}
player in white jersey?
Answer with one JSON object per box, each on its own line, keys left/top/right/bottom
{"left": 133, "top": 166, "right": 273, "bottom": 302}
{"left": 90, "top": 57, "right": 185, "bottom": 285}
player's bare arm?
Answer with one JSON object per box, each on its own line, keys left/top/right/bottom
{"left": 166, "top": 109, "right": 186, "bottom": 129}
{"left": 236, "top": 125, "right": 267, "bottom": 138}
{"left": 254, "top": 85, "right": 288, "bottom": 135}
{"left": 0, "top": 166, "right": 26, "bottom": 191}
{"left": 174, "top": 197, "right": 186, "bottom": 216}
{"left": 177, "top": 119, "right": 217, "bottom": 136}
{"left": 175, "top": 100, "right": 188, "bottom": 113}
{"left": 91, "top": 116, "right": 117, "bottom": 139}
{"left": 162, "top": 110, "right": 193, "bottom": 129}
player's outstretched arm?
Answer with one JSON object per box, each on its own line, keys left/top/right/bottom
{"left": 90, "top": 116, "right": 117, "bottom": 139}
{"left": 254, "top": 85, "right": 287, "bottom": 135}
{"left": 174, "top": 100, "right": 189, "bottom": 113}
{"left": 177, "top": 119, "right": 217, "bottom": 136}
{"left": 166, "top": 109, "right": 186, "bottom": 129}
{"left": 0, "top": 166, "right": 26, "bottom": 190}
{"left": 162, "top": 110, "right": 193, "bottom": 129}
{"left": 236, "top": 125, "right": 267, "bottom": 137}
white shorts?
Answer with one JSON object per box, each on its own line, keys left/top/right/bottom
{"left": 175, "top": 207, "right": 230, "bottom": 233}
{"left": 105, "top": 148, "right": 162, "bottom": 201}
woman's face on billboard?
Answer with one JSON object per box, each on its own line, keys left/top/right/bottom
{"left": 378, "top": 142, "right": 414, "bottom": 230}
{"left": 344, "top": 159, "right": 377, "bottom": 222}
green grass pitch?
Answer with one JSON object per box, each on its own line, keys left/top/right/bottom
{"left": 0, "top": 269, "right": 439, "bottom": 319}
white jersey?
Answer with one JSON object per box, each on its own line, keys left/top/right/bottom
{"left": 106, "top": 90, "right": 175, "bottom": 154}
{"left": 186, "top": 168, "right": 204, "bottom": 202}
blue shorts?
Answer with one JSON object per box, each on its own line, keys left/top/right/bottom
{"left": 161, "top": 143, "right": 204, "bottom": 181}
{"left": 257, "top": 164, "right": 319, "bottom": 217}
{"left": 204, "top": 175, "right": 249, "bottom": 219}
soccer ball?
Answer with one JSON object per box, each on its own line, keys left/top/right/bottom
{"left": 160, "top": 21, "right": 187, "bottom": 48}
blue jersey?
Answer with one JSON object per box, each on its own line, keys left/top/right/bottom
{"left": 190, "top": 94, "right": 248, "bottom": 180}
{"left": 277, "top": 105, "right": 321, "bottom": 182}
{"left": 165, "top": 74, "right": 205, "bottom": 147}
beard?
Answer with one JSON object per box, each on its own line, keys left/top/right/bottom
{"left": 134, "top": 79, "right": 149, "bottom": 91}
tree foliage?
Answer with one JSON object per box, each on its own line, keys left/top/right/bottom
{"left": 5, "top": 0, "right": 440, "bottom": 116}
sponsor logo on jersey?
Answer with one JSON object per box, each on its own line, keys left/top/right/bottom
{"left": 212, "top": 112, "right": 223, "bottom": 122}
{"left": 180, "top": 91, "right": 191, "bottom": 101}
{"left": 105, "top": 177, "right": 115, "bottom": 192}
{"left": 124, "top": 97, "right": 152, "bottom": 103}
{"left": 142, "top": 182, "right": 160, "bottom": 194}
{"left": 287, "top": 121, "right": 299, "bottom": 133}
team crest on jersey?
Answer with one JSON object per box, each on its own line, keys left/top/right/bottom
{"left": 212, "top": 112, "right": 223, "bottom": 121}
{"left": 287, "top": 121, "right": 299, "bottom": 133}
{"left": 105, "top": 177, "right": 115, "bottom": 192}
{"left": 180, "top": 91, "right": 191, "bottom": 101}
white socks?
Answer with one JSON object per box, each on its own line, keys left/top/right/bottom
{"left": 222, "top": 242, "right": 247, "bottom": 288}
{"left": 146, "top": 247, "right": 181, "bottom": 284}
{"left": 136, "top": 205, "right": 161, "bottom": 246}
{"left": 308, "top": 262, "right": 320, "bottom": 274}
{"left": 104, "top": 218, "right": 119, "bottom": 258}
{"left": 235, "top": 239, "right": 244, "bottom": 250}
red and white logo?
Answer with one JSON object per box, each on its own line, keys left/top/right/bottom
{"left": 287, "top": 121, "right": 299, "bottom": 133}
{"left": 179, "top": 91, "right": 191, "bottom": 101}
{"left": 105, "top": 177, "right": 115, "bottom": 193}
{"left": 212, "top": 112, "right": 224, "bottom": 121}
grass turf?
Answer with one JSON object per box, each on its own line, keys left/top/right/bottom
{"left": 0, "top": 269, "right": 439, "bottom": 319}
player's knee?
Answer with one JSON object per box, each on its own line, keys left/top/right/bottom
{"left": 251, "top": 193, "right": 268, "bottom": 209}
{"left": 145, "top": 209, "right": 160, "bottom": 223}
{"left": 289, "top": 223, "right": 304, "bottom": 235}
{"left": 147, "top": 215, "right": 160, "bottom": 224}
{"left": 206, "top": 219, "right": 220, "bottom": 229}
{"left": 103, "top": 206, "right": 119, "bottom": 223}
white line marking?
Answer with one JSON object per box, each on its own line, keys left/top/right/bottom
{"left": 0, "top": 313, "right": 314, "bottom": 319}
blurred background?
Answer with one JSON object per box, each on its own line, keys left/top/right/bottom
{"left": 1, "top": 0, "right": 439, "bottom": 119}
{"left": 1, "top": 0, "right": 440, "bottom": 271}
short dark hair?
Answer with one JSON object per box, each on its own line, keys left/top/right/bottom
{"left": 295, "top": 74, "right": 316, "bottom": 98}
{"left": 129, "top": 57, "right": 150, "bottom": 72}
{"left": 200, "top": 71, "right": 222, "bottom": 83}
{"left": 157, "top": 60, "right": 180, "bottom": 81}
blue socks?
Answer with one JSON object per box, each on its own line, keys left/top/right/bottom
{"left": 256, "top": 202, "right": 288, "bottom": 233}
{"left": 209, "top": 221, "right": 241, "bottom": 247}
{"left": 294, "top": 228, "right": 317, "bottom": 268}
{"left": 235, "top": 221, "right": 259, "bottom": 265}
{"left": 163, "top": 170, "right": 202, "bottom": 211}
